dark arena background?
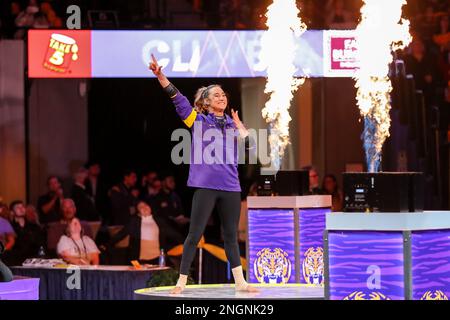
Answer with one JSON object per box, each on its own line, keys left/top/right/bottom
{"left": 0, "top": 0, "right": 449, "bottom": 306}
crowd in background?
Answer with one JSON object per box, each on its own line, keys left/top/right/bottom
{"left": 0, "top": 163, "right": 190, "bottom": 267}
{"left": 0, "top": 0, "right": 448, "bottom": 117}
{"left": 0, "top": 0, "right": 63, "bottom": 39}
{"left": 0, "top": 0, "right": 448, "bottom": 103}
{"left": 0, "top": 161, "right": 343, "bottom": 268}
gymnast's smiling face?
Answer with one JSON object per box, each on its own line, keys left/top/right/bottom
{"left": 205, "top": 86, "right": 228, "bottom": 116}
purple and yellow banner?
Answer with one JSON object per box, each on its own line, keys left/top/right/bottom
{"left": 299, "top": 208, "right": 328, "bottom": 286}
{"left": 248, "top": 207, "right": 329, "bottom": 285}
{"left": 412, "top": 231, "right": 450, "bottom": 300}
{"left": 328, "top": 231, "right": 405, "bottom": 300}
{"left": 248, "top": 209, "right": 295, "bottom": 284}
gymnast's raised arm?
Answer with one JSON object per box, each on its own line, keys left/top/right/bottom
{"left": 149, "top": 54, "right": 197, "bottom": 127}
{"left": 148, "top": 54, "right": 178, "bottom": 97}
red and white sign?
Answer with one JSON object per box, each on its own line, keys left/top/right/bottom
{"left": 28, "top": 30, "right": 92, "bottom": 78}
{"left": 323, "top": 30, "right": 358, "bottom": 77}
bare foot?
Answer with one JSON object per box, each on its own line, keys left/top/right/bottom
{"left": 236, "top": 285, "right": 260, "bottom": 293}
{"left": 170, "top": 286, "right": 184, "bottom": 294}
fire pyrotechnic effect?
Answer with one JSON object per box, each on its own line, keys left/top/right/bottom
{"left": 260, "top": 0, "right": 307, "bottom": 170}
{"left": 354, "top": 0, "right": 411, "bottom": 172}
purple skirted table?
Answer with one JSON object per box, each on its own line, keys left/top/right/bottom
{"left": 246, "top": 196, "right": 332, "bottom": 286}
{"left": 0, "top": 276, "right": 40, "bottom": 300}
{"left": 11, "top": 265, "right": 169, "bottom": 300}
{"left": 325, "top": 211, "right": 450, "bottom": 300}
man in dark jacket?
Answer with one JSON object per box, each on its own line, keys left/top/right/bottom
{"left": 37, "top": 176, "right": 64, "bottom": 224}
{"left": 151, "top": 175, "right": 189, "bottom": 237}
{"left": 5, "top": 200, "right": 44, "bottom": 266}
{"left": 71, "top": 167, "right": 99, "bottom": 222}
{"left": 84, "top": 162, "right": 110, "bottom": 223}
{"left": 109, "top": 170, "right": 138, "bottom": 226}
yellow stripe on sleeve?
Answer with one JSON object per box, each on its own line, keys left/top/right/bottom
{"left": 183, "top": 109, "right": 197, "bottom": 128}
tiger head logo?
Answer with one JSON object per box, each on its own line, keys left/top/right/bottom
{"left": 302, "top": 247, "right": 324, "bottom": 285}
{"left": 344, "top": 291, "right": 391, "bottom": 300}
{"left": 254, "top": 248, "right": 292, "bottom": 284}
{"left": 421, "top": 291, "right": 449, "bottom": 300}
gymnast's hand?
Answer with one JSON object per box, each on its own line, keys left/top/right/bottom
{"left": 149, "top": 54, "right": 163, "bottom": 77}
{"left": 231, "top": 109, "right": 249, "bottom": 138}
{"left": 231, "top": 109, "right": 243, "bottom": 128}
{"left": 149, "top": 54, "right": 171, "bottom": 88}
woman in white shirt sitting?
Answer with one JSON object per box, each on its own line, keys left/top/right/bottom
{"left": 57, "top": 217, "right": 100, "bottom": 265}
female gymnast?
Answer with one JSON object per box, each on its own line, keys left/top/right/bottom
{"left": 149, "top": 54, "right": 258, "bottom": 294}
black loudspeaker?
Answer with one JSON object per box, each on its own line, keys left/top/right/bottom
{"left": 0, "top": 242, "right": 14, "bottom": 282}
{"left": 343, "top": 172, "right": 424, "bottom": 212}
{"left": 257, "top": 170, "right": 310, "bottom": 196}
{"left": 257, "top": 174, "right": 275, "bottom": 196}
{"left": 275, "top": 170, "right": 310, "bottom": 196}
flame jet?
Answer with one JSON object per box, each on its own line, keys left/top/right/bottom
{"left": 260, "top": 0, "right": 307, "bottom": 170}
{"left": 354, "top": 0, "right": 411, "bottom": 172}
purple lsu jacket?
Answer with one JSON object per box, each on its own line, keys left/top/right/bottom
{"left": 171, "top": 93, "right": 241, "bottom": 192}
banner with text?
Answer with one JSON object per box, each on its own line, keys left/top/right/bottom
{"left": 28, "top": 30, "right": 358, "bottom": 78}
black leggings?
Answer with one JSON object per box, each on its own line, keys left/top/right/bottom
{"left": 180, "top": 188, "right": 241, "bottom": 275}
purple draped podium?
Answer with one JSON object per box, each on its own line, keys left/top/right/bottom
{"left": 0, "top": 276, "right": 39, "bottom": 300}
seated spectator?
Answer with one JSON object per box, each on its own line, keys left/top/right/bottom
{"left": 325, "top": 0, "right": 356, "bottom": 30}
{"left": 422, "top": 0, "right": 449, "bottom": 13}
{"left": 14, "top": 0, "right": 39, "bottom": 38}
{"left": 57, "top": 218, "right": 100, "bottom": 266}
{"left": 0, "top": 216, "right": 15, "bottom": 256}
{"left": 1, "top": 1, "right": 21, "bottom": 39}
{"left": 15, "top": 0, "right": 38, "bottom": 27}
{"left": 220, "top": 0, "right": 249, "bottom": 29}
{"left": 46, "top": 199, "right": 94, "bottom": 256}
{"left": 60, "top": 198, "right": 77, "bottom": 224}
{"left": 434, "top": 15, "right": 450, "bottom": 83}
{"left": 40, "top": 1, "right": 62, "bottom": 28}
{"left": 5, "top": 200, "right": 44, "bottom": 266}
{"left": 202, "top": 0, "right": 221, "bottom": 29}
{"left": 37, "top": 175, "right": 64, "bottom": 224}
{"left": 433, "top": 14, "right": 450, "bottom": 52}
{"left": 109, "top": 201, "right": 160, "bottom": 264}
{"left": 25, "top": 204, "right": 40, "bottom": 226}
{"left": 109, "top": 169, "right": 138, "bottom": 226}
{"left": 152, "top": 174, "right": 189, "bottom": 231}
{"left": 145, "top": 178, "right": 162, "bottom": 206}
{"left": 71, "top": 167, "right": 99, "bottom": 221}
{"left": 0, "top": 202, "right": 11, "bottom": 221}
{"left": 131, "top": 187, "right": 141, "bottom": 200}
{"left": 417, "top": 5, "right": 439, "bottom": 48}
{"left": 322, "top": 175, "right": 344, "bottom": 212}
{"left": 46, "top": 9, "right": 63, "bottom": 28}
{"left": 302, "top": 166, "right": 324, "bottom": 195}
{"left": 404, "top": 37, "right": 443, "bottom": 104}
{"left": 32, "top": 11, "right": 49, "bottom": 29}
{"left": 141, "top": 170, "right": 158, "bottom": 195}
{"left": 141, "top": 170, "right": 158, "bottom": 197}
